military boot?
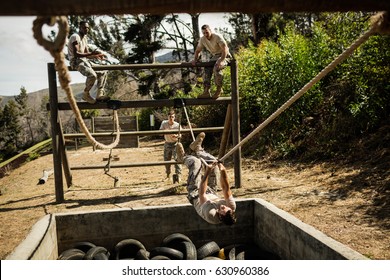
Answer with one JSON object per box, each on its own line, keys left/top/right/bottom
{"left": 96, "top": 89, "right": 110, "bottom": 102}
{"left": 198, "top": 86, "right": 211, "bottom": 98}
{"left": 212, "top": 86, "right": 223, "bottom": 99}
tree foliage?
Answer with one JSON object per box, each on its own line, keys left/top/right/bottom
{"left": 233, "top": 12, "right": 389, "bottom": 159}
{"left": 0, "top": 100, "right": 21, "bottom": 159}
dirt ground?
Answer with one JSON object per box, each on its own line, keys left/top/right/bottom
{"left": 0, "top": 138, "right": 389, "bottom": 260}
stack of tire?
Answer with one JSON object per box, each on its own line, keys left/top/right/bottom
{"left": 58, "top": 233, "right": 279, "bottom": 260}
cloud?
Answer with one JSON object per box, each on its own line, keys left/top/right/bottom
{"left": 0, "top": 16, "right": 85, "bottom": 96}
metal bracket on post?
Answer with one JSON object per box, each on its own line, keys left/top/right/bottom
{"left": 106, "top": 100, "right": 122, "bottom": 110}
{"left": 173, "top": 98, "right": 185, "bottom": 108}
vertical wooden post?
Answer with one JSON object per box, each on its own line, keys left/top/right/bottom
{"left": 218, "top": 104, "right": 232, "bottom": 159}
{"left": 230, "top": 59, "right": 242, "bottom": 188}
{"left": 48, "top": 63, "right": 64, "bottom": 203}
{"left": 58, "top": 117, "right": 73, "bottom": 188}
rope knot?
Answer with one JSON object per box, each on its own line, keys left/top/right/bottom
{"left": 370, "top": 11, "right": 390, "bottom": 35}
{"left": 32, "top": 16, "right": 69, "bottom": 54}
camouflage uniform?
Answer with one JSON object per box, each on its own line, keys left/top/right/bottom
{"left": 197, "top": 32, "right": 231, "bottom": 91}
{"left": 70, "top": 58, "right": 107, "bottom": 95}
{"left": 204, "top": 53, "right": 230, "bottom": 89}
{"left": 68, "top": 32, "right": 107, "bottom": 95}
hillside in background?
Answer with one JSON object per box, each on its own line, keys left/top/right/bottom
{"left": 0, "top": 83, "right": 86, "bottom": 109}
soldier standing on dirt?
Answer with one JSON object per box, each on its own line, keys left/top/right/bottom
{"left": 159, "top": 110, "right": 182, "bottom": 182}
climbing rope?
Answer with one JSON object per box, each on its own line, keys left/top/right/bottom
{"left": 180, "top": 99, "right": 195, "bottom": 142}
{"left": 219, "top": 11, "right": 389, "bottom": 162}
{"left": 32, "top": 16, "right": 121, "bottom": 150}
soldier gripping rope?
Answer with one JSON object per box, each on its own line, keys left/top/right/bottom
{"left": 68, "top": 20, "right": 110, "bottom": 104}
{"left": 177, "top": 132, "right": 237, "bottom": 225}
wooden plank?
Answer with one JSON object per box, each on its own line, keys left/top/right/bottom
{"left": 58, "top": 117, "right": 73, "bottom": 188}
{"left": 48, "top": 63, "right": 64, "bottom": 203}
{"left": 218, "top": 104, "right": 232, "bottom": 159}
{"left": 230, "top": 59, "right": 242, "bottom": 188}
{"left": 54, "top": 97, "right": 232, "bottom": 111}
{"left": 93, "top": 116, "right": 139, "bottom": 148}
{"left": 63, "top": 127, "right": 225, "bottom": 138}
{"left": 71, "top": 160, "right": 182, "bottom": 170}
{"left": 0, "top": 0, "right": 388, "bottom": 15}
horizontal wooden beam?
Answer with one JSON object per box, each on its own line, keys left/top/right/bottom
{"left": 54, "top": 97, "right": 232, "bottom": 111}
{"left": 64, "top": 127, "right": 224, "bottom": 138}
{"left": 71, "top": 160, "right": 181, "bottom": 170}
{"left": 91, "top": 61, "right": 216, "bottom": 71}
{"left": 0, "top": 1, "right": 388, "bottom": 15}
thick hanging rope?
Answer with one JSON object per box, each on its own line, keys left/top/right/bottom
{"left": 32, "top": 16, "right": 120, "bottom": 150}
{"left": 219, "top": 11, "right": 389, "bottom": 162}
{"left": 180, "top": 99, "right": 195, "bottom": 141}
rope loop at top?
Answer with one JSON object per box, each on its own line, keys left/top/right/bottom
{"left": 370, "top": 11, "right": 390, "bottom": 35}
{"left": 32, "top": 16, "right": 69, "bottom": 54}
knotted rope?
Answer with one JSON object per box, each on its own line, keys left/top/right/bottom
{"left": 219, "top": 11, "right": 389, "bottom": 162}
{"left": 32, "top": 16, "right": 120, "bottom": 150}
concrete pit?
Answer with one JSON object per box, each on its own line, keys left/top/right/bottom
{"left": 6, "top": 198, "right": 368, "bottom": 260}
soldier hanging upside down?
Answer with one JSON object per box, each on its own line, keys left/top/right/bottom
{"left": 177, "top": 132, "right": 237, "bottom": 225}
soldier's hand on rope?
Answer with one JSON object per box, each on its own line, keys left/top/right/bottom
{"left": 90, "top": 50, "right": 106, "bottom": 60}
{"left": 217, "top": 162, "right": 226, "bottom": 171}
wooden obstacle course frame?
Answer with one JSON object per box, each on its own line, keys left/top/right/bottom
{"left": 48, "top": 61, "right": 241, "bottom": 203}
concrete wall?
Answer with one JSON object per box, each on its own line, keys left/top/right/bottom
{"left": 55, "top": 202, "right": 253, "bottom": 255}
{"left": 251, "top": 198, "right": 368, "bottom": 260}
{"left": 6, "top": 199, "right": 367, "bottom": 260}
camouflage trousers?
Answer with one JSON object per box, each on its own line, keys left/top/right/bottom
{"left": 203, "top": 54, "right": 231, "bottom": 88}
{"left": 163, "top": 142, "right": 182, "bottom": 176}
{"left": 71, "top": 58, "right": 107, "bottom": 93}
{"left": 184, "top": 150, "right": 220, "bottom": 204}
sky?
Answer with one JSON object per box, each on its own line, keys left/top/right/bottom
{"left": 0, "top": 13, "right": 230, "bottom": 97}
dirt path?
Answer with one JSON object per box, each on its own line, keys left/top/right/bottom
{"left": 0, "top": 139, "right": 389, "bottom": 259}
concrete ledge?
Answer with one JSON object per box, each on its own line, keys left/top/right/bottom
{"left": 6, "top": 214, "right": 57, "bottom": 260}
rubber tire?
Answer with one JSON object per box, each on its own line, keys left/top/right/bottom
{"left": 151, "top": 255, "right": 171, "bottom": 260}
{"left": 84, "top": 246, "right": 110, "bottom": 260}
{"left": 196, "top": 241, "right": 220, "bottom": 260}
{"left": 135, "top": 249, "right": 150, "bottom": 260}
{"left": 58, "top": 248, "right": 85, "bottom": 260}
{"left": 71, "top": 241, "right": 96, "bottom": 253}
{"left": 162, "top": 233, "right": 192, "bottom": 248}
{"left": 177, "top": 241, "right": 197, "bottom": 260}
{"left": 202, "top": 256, "right": 223, "bottom": 260}
{"left": 115, "top": 239, "right": 146, "bottom": 260}
{"left": 228, "top": 244, "right": 247, "bottom": 260}
{"left": 150, "top": 246, "right": 184, "bottom": 260}
{"left": 220, "top": 244, "right": 235, "bottom": 260}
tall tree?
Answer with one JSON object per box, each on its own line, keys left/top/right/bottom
{"left": 124, "top": 15, "right": 165, "bottom": 64}
{"left": 14, "top": 86, "right": 36, "bottom": 144}
{"left": 0, "top": 100, "right": 21, "bottom": 157}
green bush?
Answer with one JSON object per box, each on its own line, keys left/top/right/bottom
{"left": 233, "top": 13, "right": 389, "bottom": 159}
